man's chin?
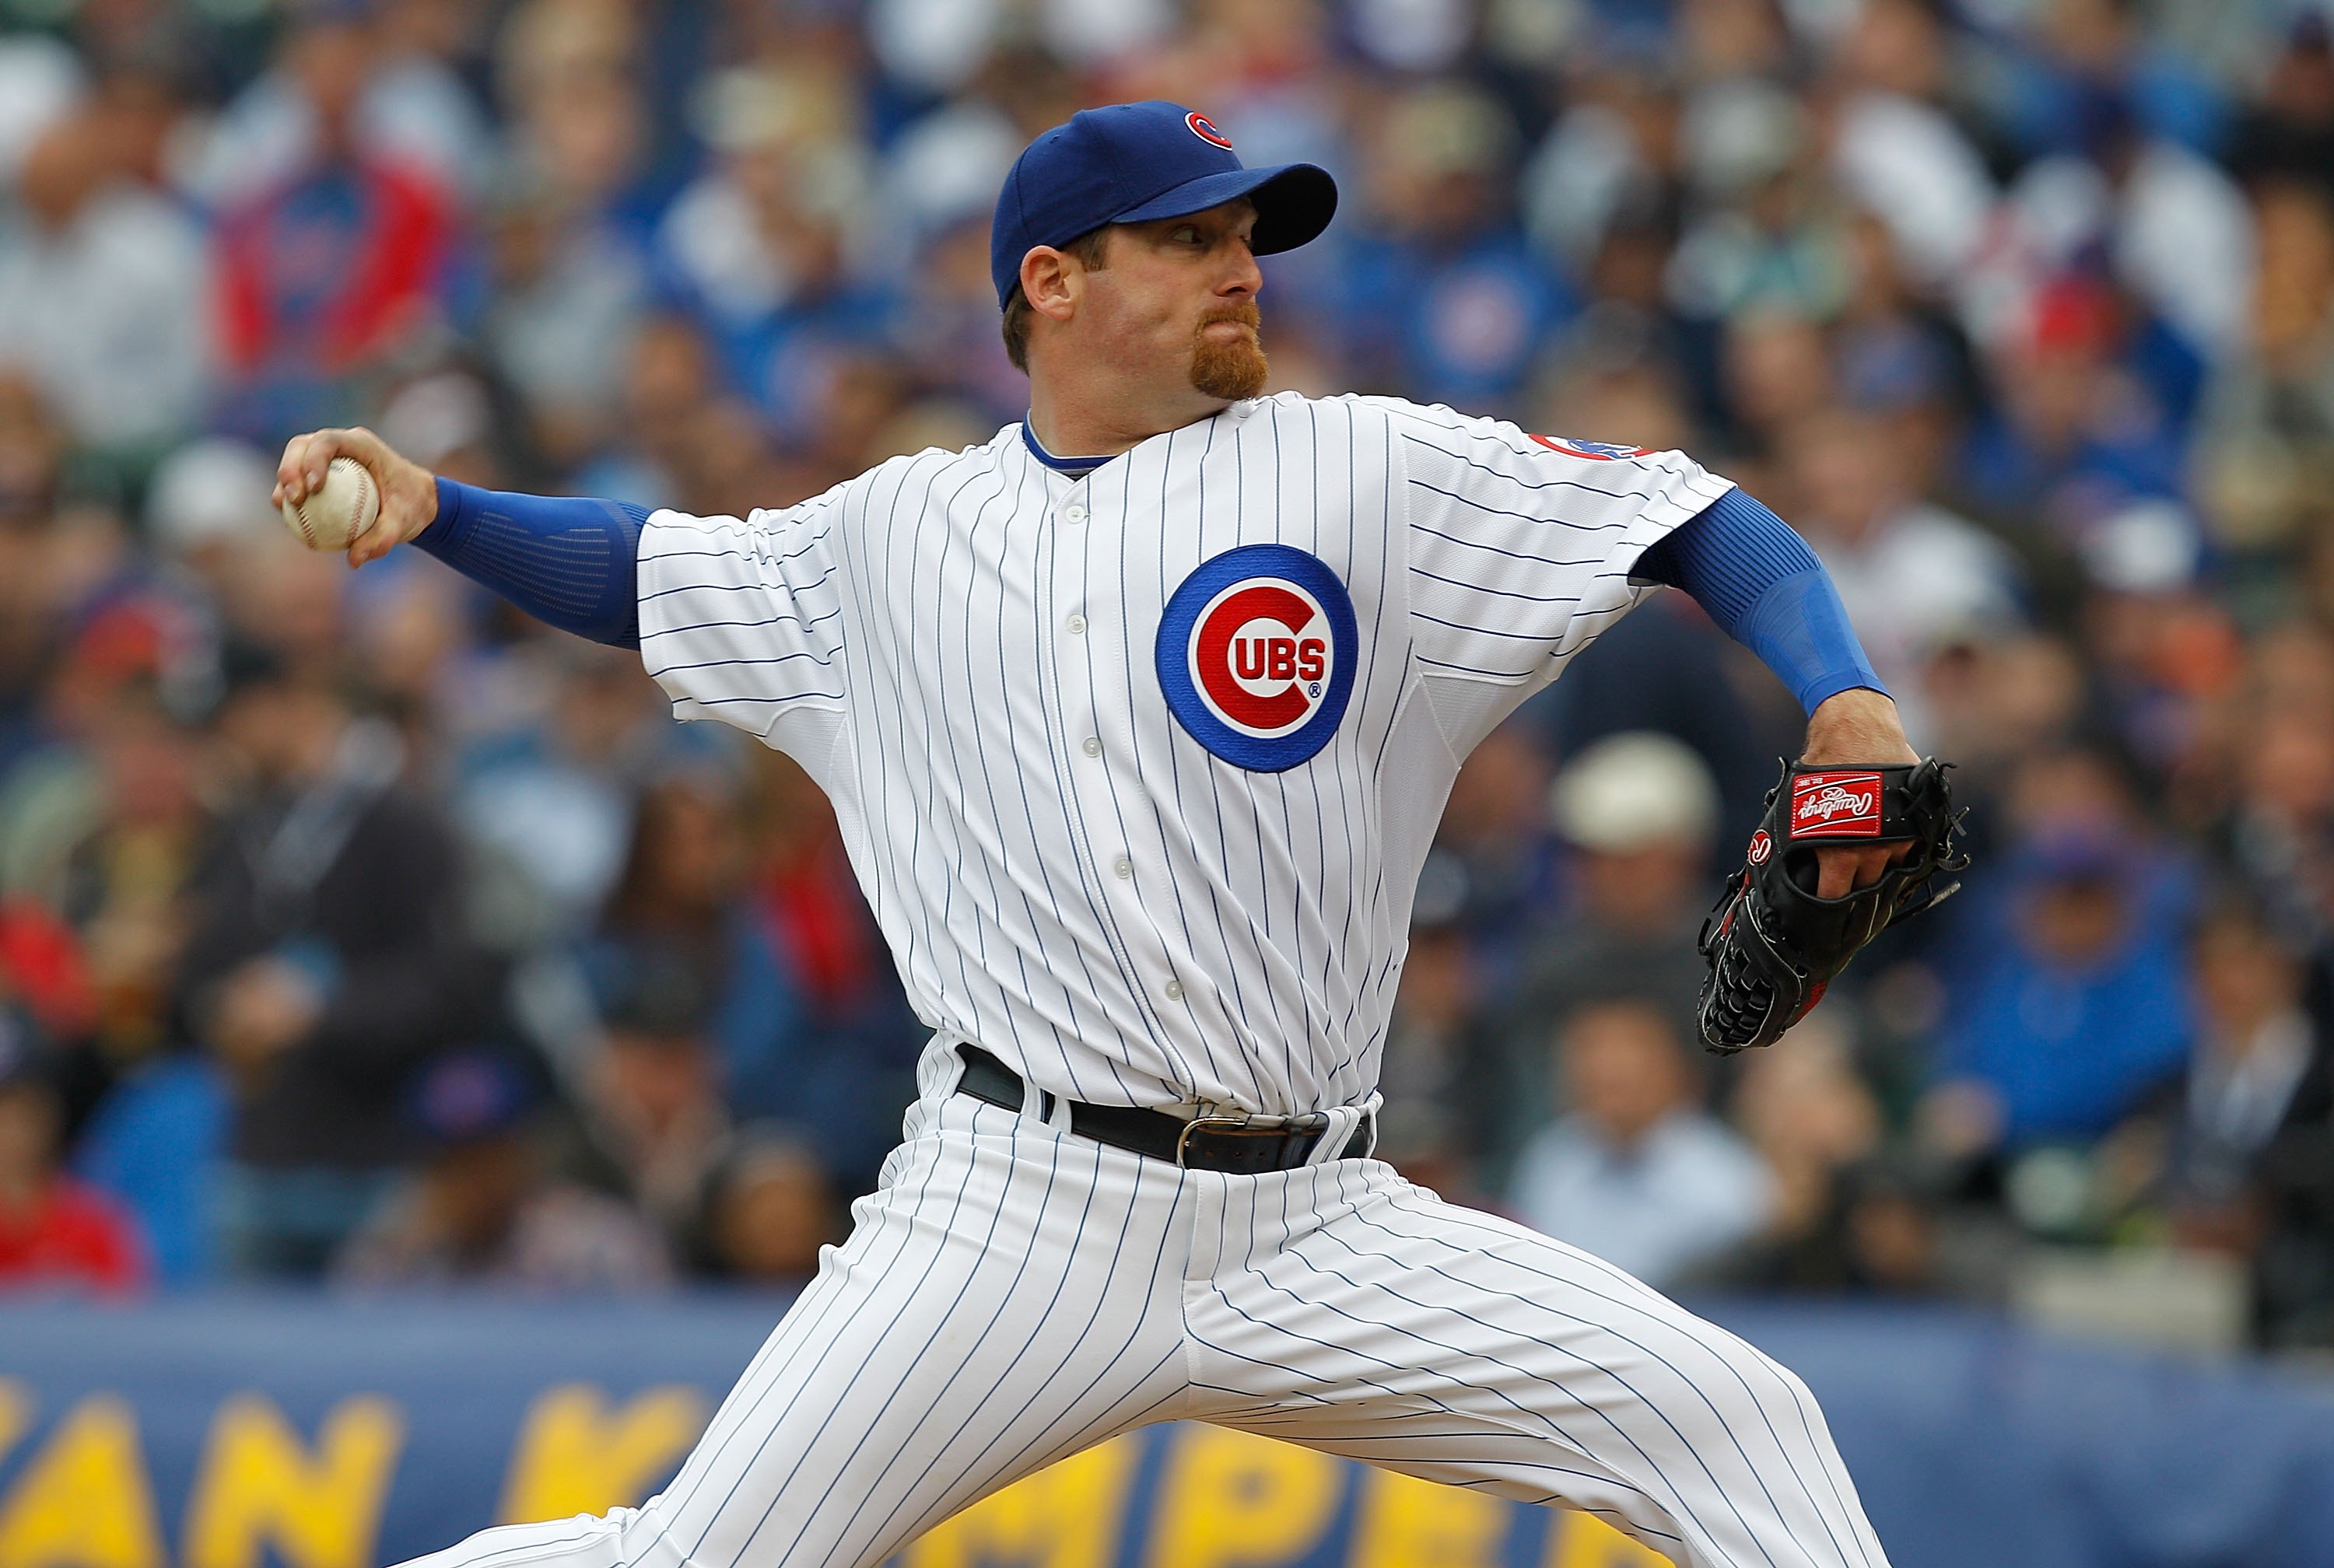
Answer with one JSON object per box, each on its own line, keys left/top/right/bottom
{"left": 1191, "top": 340, "right": 1269, "bottom": 402}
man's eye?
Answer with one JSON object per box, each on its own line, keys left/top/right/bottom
{"left": 1172, "top": 226, "right": 1199, "bottom": 243}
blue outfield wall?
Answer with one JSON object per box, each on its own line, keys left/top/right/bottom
{"left": 1, "top": 1295, "right": 2332, "bottom": 1568}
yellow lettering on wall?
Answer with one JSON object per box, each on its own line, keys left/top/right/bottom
{"left": 1349, "top": 1468, "right": 1508, "bottom": 1568}
{"left": 902, "top": 1434, "right": 1141, "bottom": 1568}
{"left": 0, "top": 1395, "right": 164, "bottom": 1568}
{"left": 1547, "top": 1510, "right": 1674, "bottom": 1568}
{"left": 498, "top": 1384, "right": 706, "bottom": 1524}
{"left": 181, "top": 1394, "right": 404, "bottom": 1568}
{"left": 0, "top": 1384, "right": 28, "bottom": 1464}
{"left": 1145, "top": 1427, "right": 1341, "bottom": 1568}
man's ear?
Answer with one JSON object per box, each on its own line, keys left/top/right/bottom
{"left": 1021, "top": 247, "right": 1081, "bottom": 324}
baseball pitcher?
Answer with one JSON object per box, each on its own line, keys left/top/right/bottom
{"left": 278, "top": 102, "right": 1961, "bottom": 1568}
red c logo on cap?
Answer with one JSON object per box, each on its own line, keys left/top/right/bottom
{"left": 1186, "top": 112, "right": 1234, "bottom": 150}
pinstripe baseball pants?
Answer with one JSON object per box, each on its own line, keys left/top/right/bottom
{"left": 398, "top": 1072, "right": 1891, "bottom": 1568}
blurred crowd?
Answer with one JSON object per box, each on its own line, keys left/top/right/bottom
{"left": 0, "top": 0, "right": 2332, "bottom": 1349}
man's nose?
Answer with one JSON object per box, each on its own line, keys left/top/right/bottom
{"left": 1220, "top": 240, "right": 1262, "bottom": 296}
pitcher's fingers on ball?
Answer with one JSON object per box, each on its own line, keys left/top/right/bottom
{"left": 273, "top": 431, "right": 324, "bottom": 508}
{"left": 275, "top": 427, "right": 382, "bottom": 506}
{"left": 307, "top": 426, "right": 383, "bottom": 492}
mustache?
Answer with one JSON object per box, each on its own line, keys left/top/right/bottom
{"left": 1197, "top": 303, "right": 1262, "bottom": 334}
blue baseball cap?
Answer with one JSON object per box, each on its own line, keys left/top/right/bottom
{"left": 990, "top": 101, "right": 1338, "bottom": 308}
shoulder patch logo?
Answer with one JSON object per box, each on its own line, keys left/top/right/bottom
{"left": 1157, "top": 544, "right": 1358, "bottom": 772}
{"left": 1529, "top": 433, "right": 1652, "bottom": 461}
{"left": 1186, "top": 112, "right": 1234, "bottom": 150}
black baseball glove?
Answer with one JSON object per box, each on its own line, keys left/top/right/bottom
{"left": 1696, "top": 758, "right": 1968, "bottom": 1055}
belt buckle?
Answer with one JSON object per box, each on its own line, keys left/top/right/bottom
{"left": 1174, "top": 1111, "right": 1330, "bottom": 1169}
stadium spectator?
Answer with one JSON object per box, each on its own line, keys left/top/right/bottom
{"left": 454, "top": 639, "right": 673, "bottom": 945}
{"left": 1925, "top": 823, "right": 2194, "bottom": 1167}
{"left": 1507, "top": 998, "right": 1776, "bottom": 1291}
{"left": 2074, "top": 499, "right": 2241, "bottom": 782}
{"left": 2227, "top": 15, "right": 2334, "bottom": 198}
{"left": 0, "top": 102, "right": 212, "bottom": 468}
{"left": 179, "top": 645, "right": 499, "bottom": 1277}
{"left": 336, "top": 1049, "right": 669, "bottom": 1293}
{"left": 1376, "top": 879, "right": 1503, "bottom": 1200}
{"left": 2153, "top": 894, "right": 2326, "bottom": 1232}
{"left": 2210, "top": 631, "right": 2334, "bottom": 947}
{"left": 556, "top": 944, "right": 729, "bottom": 1245}
{"left": 43, "top": 683, "right": 223, "bottom": 1283}
{"left": 144, "top": 437, "right": 293, "bottom": 607}
{"left": 654, "top": 61, "right": 892, "bottom": 443}
{"left": 0, "top": 1009, "right": 145, "bottom": 1296}
{"left": 1719, "top": 310, "right": 1835, "bottom": 460}
{"left": 1339, "top": 82, "right": 1571, "bottom": 408}
{"left": 477, "top": 177, "right": 651, "bottom": 470}
{"left": 1725, "top": 1013, "right": 1969, "bottom": 1295}
{"left": 1509, "top": 732, "right": 1720, "bottom": 1069}
{"left": 688, "top": 1125, "right": 835, "bottom": 1288}
{"left": 1961, "top": 272, "right": 2189, "bottom": 530}
{"left": 1426, "top": 721, "right": 1562, "bottom": 989}
{"left": 2196, "top": 177, "right": 2334, "bottom": 553}
{"left": 209, "top": 7, "right": 458, "bottom": 439}
{"left": 586, "top": 773, "right": 812, "bottom": 1127}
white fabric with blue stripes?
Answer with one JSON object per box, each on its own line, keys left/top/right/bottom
{"left": 389, "top": 1082, "right": 1891, "bottom": 1568}
{"left": 633, "top": 391, "right": 1732, "bottom": 1120}
{"left": 391, "top": 391, "right": 1894, "bottom": 1568}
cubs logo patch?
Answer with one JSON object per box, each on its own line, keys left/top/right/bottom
{"left": 1791, "top": 772, "right": 1883, "bottom": 838}
{"left": 1186, "top": 111, "right": 1234, "bottom": 149}
{"left": 1529, "top": 433, "right": 1651, "bottom": 461}
{"left": 1157, "top": 544, "right": 1358, "bottom": 772}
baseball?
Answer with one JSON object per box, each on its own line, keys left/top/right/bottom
{"left": 279, "top": 457, "right": 380, "bottom": 551}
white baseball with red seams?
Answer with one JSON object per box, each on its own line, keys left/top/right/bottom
{"left": 390, "top": 393, "right": 1894, "bottom": 1568}
{"left": 278, "top": 456, "right": 379, "bottom": 551}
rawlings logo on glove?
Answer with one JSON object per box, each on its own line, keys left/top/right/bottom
{"left": 1790, "top": 773, "right": 1882, "bottom": 835}
{"left": 1697, "top": 758, "right": 1968, "bottom": 1055}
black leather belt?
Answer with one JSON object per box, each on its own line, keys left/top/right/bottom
{"left": 954, "top": 1044, "right": 1372, "bottom": 1173}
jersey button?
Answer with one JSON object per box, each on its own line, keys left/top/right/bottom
{"left": 1112, "top": 856, "right": 1133, "bottom": 879}
{"left": 1082, "top": 737, "right": 1102, "bottom": 758}
{"left": 1163, "top": 979, "right": 1186, "bottom": 1000}
{"left": 1066, "top": 614, "right": 1087, "bottom": 635}
{"left": 1064, "top": 503, "right": 1087, "bottom": 524}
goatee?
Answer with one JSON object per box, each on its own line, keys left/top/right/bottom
{"left": 1191, "top": 303, "right": 1268, "bottom": 401}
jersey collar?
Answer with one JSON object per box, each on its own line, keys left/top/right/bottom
{"left": 1019, "top": 418, "right": 1112, "bottom": 480}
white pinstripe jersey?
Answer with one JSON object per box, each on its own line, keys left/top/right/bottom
{"left": 637, "top": 392, "right": 1733, "bottom": 1117}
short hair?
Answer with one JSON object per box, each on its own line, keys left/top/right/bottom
{"left": 1000, "top": 226, "right": 1113, "bottom": 373}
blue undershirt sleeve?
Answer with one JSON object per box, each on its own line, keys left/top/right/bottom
{"left": 413, "top": 478, "right": 647, "bottom": 649}
{"left": 1633, "top": 487, "right": 1887, "bottom": 716}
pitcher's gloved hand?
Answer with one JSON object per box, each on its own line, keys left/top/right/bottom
{"left": 1697, "top": 758, "right": 1968, "bottom": 1055}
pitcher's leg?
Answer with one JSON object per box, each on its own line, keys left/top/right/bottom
{"left": 1186, "top": 1161, "right": 1887, "bottom": 1568}
{"left": 395, "top": 1097, "right": 1194, "bottom": 1568}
